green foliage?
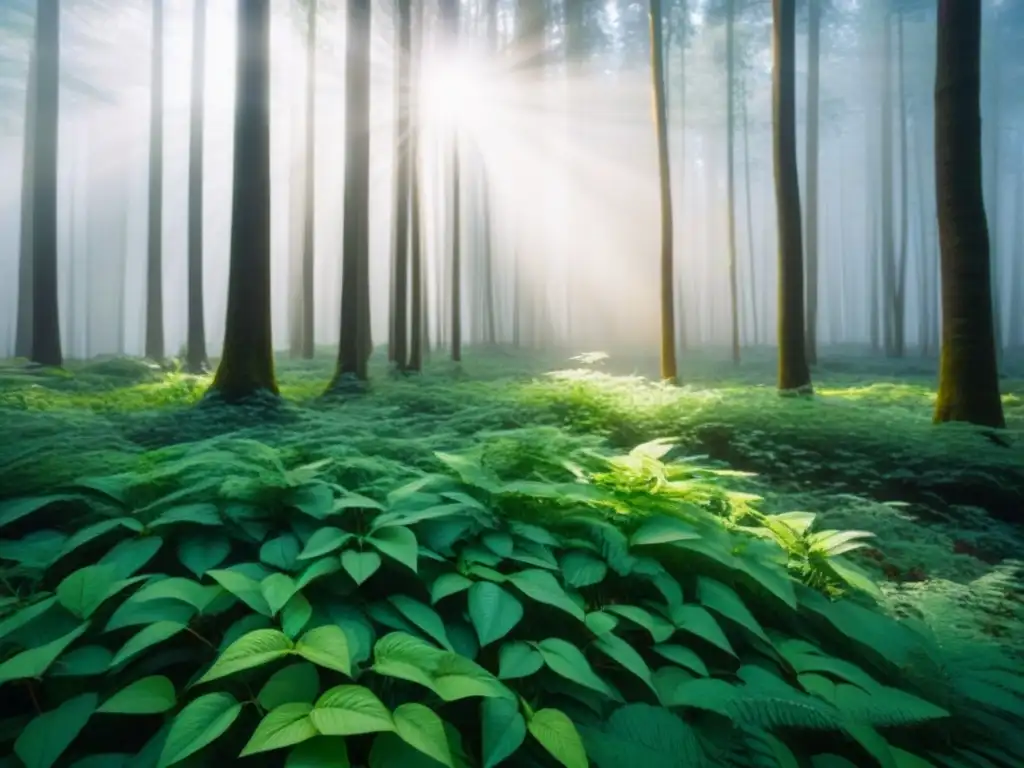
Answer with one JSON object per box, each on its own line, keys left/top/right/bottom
{"left": 1, "top": 426, "right": 1022, "bottom": 768}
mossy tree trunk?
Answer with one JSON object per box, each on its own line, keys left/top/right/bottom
{"left": 771, "top": 0, "right": 811, "bottom": 393}
{"left": 208, "top": 0, "right": 278, "bottom": 401}
{"left": 932, "top": 0, "right": 1004, "bottom": 428}
{"left": 185, "top": 0, "right": 208, "bottom": 374}
{"left": 30, "top": 0, "right": 62, "bottom": 368}
{"left": 146, "top": 0, "right": 165, "bottom": 362}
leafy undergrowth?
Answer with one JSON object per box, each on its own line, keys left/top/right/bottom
{"left": 0, "top": 347, "right": 1022, "bottom": 767}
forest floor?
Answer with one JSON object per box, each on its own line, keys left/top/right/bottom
{"left": 2, "top": 344, "right": 1023, "bottom": 657}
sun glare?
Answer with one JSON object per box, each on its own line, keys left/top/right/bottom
{"left": 419, "top": 55, "right": 491, "bottom": 134}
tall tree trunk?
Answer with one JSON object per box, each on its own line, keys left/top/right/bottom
{"left": 407, "top": 0, "right": 424, "bottom": 371}
{"left": 390, "top": 0, "right": 411, "bottom": 369}
{"left": 726, "top": 0, "right": 739, "bottom": 363}
{"left": 650, "top": 0, "right": 677, "bottom": 382}
{"left": 894, "top": 9, "right": 908, "bottom": 357}
{"left": 741, "top": 73, "right": 758, "bottom": 346}
{"left": 1009, "top": 160, "right": 1023, "bottom": 350}
{"left": 677, "top": 0, "right": 688, "bottom": 352}
{"left": 301, "top": 0, "right": 318, "bottom": 359}
{"left": 771, "top": 0, "right": 811, "bottom": 392}
{"left": 932, "top": 0, "right": 1003, "bottom": 428}
{"left": 15, "top": 47, "right": 36, "bottom": 359}
{"left": 804, "top": 0, "right": 820, "bottom": 364}
{"left": 442, "top": 0, "right": 462, "bottom": 363}
{"left": 30, "top": 0, "right": 62, "bottom": 367}
{"left": 880, "top": 10, "right": 895, "bottom": 356}
{"left": 209, "top": 0, "right": 278, "bottom": 400}
{"left": 185, "top": 0, "right": 208, "bottom": 373}
{"left": 331, "top": 0, "right": 372, "bottom": 385}
{"left": 146, "top": 0, "right": 165, "bottom": 362}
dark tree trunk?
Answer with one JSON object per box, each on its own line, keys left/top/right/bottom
{"left": 185, "top": 0, "right": 208, "bottom": 373}
{"left": 932, "top": 0, "right": 1003, "bottom": 427}
{"left": 209, "top": 0, "right": 278, "bottom": 400}
{"left": 804, "top": 0, "right": 820, "bottom": 364}
{"left": 390, "top": 0, "right": 411, "bottom": 370}
{"left": 146, "top": 0, "right": 165, "bottom": 362}
{"left": 894, "top": 10, "right": 908, "bottom": 357}
{"left": 771, "top": 0, "right": 811, "bottom": 392}
{"left": 407, "top": 0, "right": 425, "bottom": 372}
{"left": 880, "top": 11, "right": 896, "bottom": 356}
{"left": 301, "top": 0, "right": 317, "bottom": 360}
{"left": 331, "top": 0, "right": 372, "bottom": 385}
{"left": 726, "top": 0, "right": 739, "bottom": 363}
{"left": 15, "top": 47, "right": 36, "bottom": 359}
{"left": 30, "top": 0, "right": 62, "bottom": 367}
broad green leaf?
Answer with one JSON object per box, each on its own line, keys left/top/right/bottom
{"left": 481, "top": 532, "right": 514, "bottom": 558}
{"left": 498, "top": 641, "right": 544, "bottom": 679}
{"left": 131, "top": 577, "right": 221, "bottom": 613}
{"left": 373, "top": 632, "right": 447, "bottom": 690}
{"left": 59, "top": 518, "right": 142, "bottom": 559}
{"left": 430, "top": 653, "right": 512, "bottom": 701}
{"left": 197, "top": 629, "right": 293, "bottom": 684}
{"left": 584, "top": 611, "right": 619, "bottom": 636}
{"left": 259, "top": 663, "right": 320, "bottom": 710}
{"left": 527, "top": 708, "right": 587, "bottom": 768}
{"left": 309, "top": 685, "right": 395, "bottom": 736}
{"left": 827, "top": 558, "right": 885, "bottom": 601}
{"left": 286, "top": 737, "right": 351, "bottom": 767}
{"left": 297, "top": 557, "right": 342, "bottom": 590}
{"left": 295, "top": 626, "right": 351, "bottom": 676}
{"left": 298, "top": 527, "right": 352, "bottom": 560}
{"left": 157, "top": 692, "right": 242, "bottom": 768}
{"left": 151, "top": 503, "right": 221, "bottom": 528}
{"left": 389, "top": 595, "right": 454, "bottom": 650}
{"left": 696, "top": 577, "right": 770, "bottom": 642}
{"left": 261, "top": 534, "right": 302, "bottom": 572}
{"left": 0, "top": 622, "right": 90, "bottom": 684}
{"left": 177, "top": 534, "right": 231, "bottom": 577}
{"left": 366, "top": 527, "right": 418, "bottom": 572}
{"left": 481, "top": 697, "right": 526, "bottom": 768}
{"left": 341, "top": 550, "right": 382, "bottom": 586}
{"left": 578, "top": 702, "right": 704, "bottom": 767}
{"left": 393, "top": 703, "right": 453, "bottom": 767}
{"left": 605, "top": 605, "right": 675, "bottom": 643}
{"left": 593, "top": 632, "right": 657, "bottom": 693}
{"left": 105, "top": 598, "right": 195, "bottom": 632}
{"left": 468, "top": 582, "right": 523, "bottom": 647}
{"left": 506, "top": 570, "right": 584, "bottom": 621}
{"left": 98, "top": 676, "right": 176, "bottom": 714}
{"left": 630, "top": 517, "right": 701, "bottom": 547}
{"left": 651, "top": 644, "right": 708, "bottom": 677}
{"left": 0, "top": 495, "right": 80, "bottom": 530}
{"left": 538, "top": 638, "right": 618, "bottom": 699}
{"left": 282, "top": 593, "right": 314, "bottom": 639}
{"left": 240, "top": 702, "right": 317, "bottom": 756}
{"left": 431, "top": 573, "right": 473, "bottom": 604}
{"left": 101, "top": 536, "right": 163, "bottom": 579}
{"left": 0, "top": 596, "right": 58, "bottom": 641}
{"left": 670, "top": 605, "right": 736, "bottom": 656}
{"left": 15, "top": 693, "right": 97, "bottom": 768}
{"left": 50, "top": 645, "right": 113, "bottom": 677}
{"left": 290, "top": 483, "right": 336, "bottom": 520}
{"left": 560, "top": 551, "right": 608, "bottom": 588}
{"left": 56, "top": 564, "right": 122, "bottom": 619}
{"left": 208, "top": 569, "right": 272, "bottom": 616}
{"left": 262, "top": 573, "right": 300, "bottom": 616}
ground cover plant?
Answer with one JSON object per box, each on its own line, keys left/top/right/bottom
{"left": 0, "top": 347, "right": 1022, "bottom": 768}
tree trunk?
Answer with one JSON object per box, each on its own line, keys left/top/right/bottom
{"left": 771, "top": 0, "right": 811, "bottom": 392}
{"left": 407, "top": 0, "right": 424, "bottom": 371}
{"left": 804, "top": 0, "right": 820, "bottom": 364}
{"left": 185, "top": 0, "right": 208, "bottom": 373}
{"left": 301, "top": 0, "right": 318, "bottom": 359}
{"left": 894, "top": 10, "right": 908, "bottom": 357}
{"left": 209, "top": 0, "right": 278, "bottom": 400}
{"left": 880, "top": 10, "right": 895, "bottom": 356}
{"left": 932, "top": 0, "right": 1003, "bottom": 428}
{"left": 30, "top": 0, "right": 62, "bottom": 367}
{"left": 146, "top": 0, "right": 165, "bottom": 362}
{"left": 726, "top": 0, "right": 739, "bottom": 363}
{"left": 1009, "top": 160, "right": 1023, "bottom": 350}
{"left": 390, "top": 0, "right": 411, "bottom": 370}
{"left": 15, "top": 47, "right": 36, "bottom": 359}
{"left": 741, "top": 73, "right": 758, "bottom": 347}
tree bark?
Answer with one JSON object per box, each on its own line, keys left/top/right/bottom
{"left": 185, "top": 0, "right": 208, "bottom": 373}
{"left": 726, "top": 0, "right": 739, "bottom": 363}
{"left": 145, "top": 0, "right": 165, "bottom": 362}
{"left": 301, "top": 0, "right": 318, "bottom": 359}
{"left": 804, "top": 0, "right": 820, "bottom": 364}
{"left": 390, "top": 0, "right": 411, "bottom": 369}
{"left": 15, "top": 47, "right": 36, "bottom": 359}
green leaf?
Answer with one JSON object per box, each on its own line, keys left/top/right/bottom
{"left": 0, "top": 596, "right": 58, "bottom": 641}
{"left": 670, "top": 605, "right": 736, "bottom": 656}
{"left": 468, "top": 582, "right": 523, "bottom": 647}
{"left": 481, "top": 531, "right": 514, "bottom": 558}
{"left": 604, "top": 605, "right": 675, "bottom": 643}
{"left": 177, "top": 534, "right": 231, "bottom": 577}
{"left": 506, "top": 570, "right": 584, "bottom": 621}
{"left": 696, "top": 577, "right": 770, "bottom": 642}
{"left": 527, "top": 708, "right": 587, "bottom": 768}
{"left": 157, "top": 692, "right": 242, "bottom": 768}
{"left": 151, "top": 503, "right": 220, "bottom": 528}
{"left": 15, "top": 693, "right": 97, "bottom": 768}
{"left": 59, "top": 518, "right": 141, "bottom": 559}
{"left": 56, "top": 564, "right": 122, "bottom": 619}
{"left": 309, "top": 685, "right": 395, "bottom": 736}
{"left": 0, "top": 622, "right": 90, "bottom": 684}
{"left": 285, "top": 737, "right": 351, "bottom": 767}
{"left": 389, "top": 595, "right": 454, "bottom": 650}
{"left": 197, "top": 629, "right": 293, "bottom": 684}
{"left": 298, "top": 528, "right": 352, "bottom": 560}
{"left": 593, "top": 632, "right": 657, "bottom": 693}
{"left": 366, "top": 527, "right": 419, "bottom": 572}
{"left": 261, "top": 534, "right": 302, "bottom": 572}
{"left": 259, "top": 663, "right": 320, "bottom": 710}
{"left": 538, "top": 638, "right": 618, "bottom": 699}
{"left": 498, "top": 641, "right": 544, "bottom": 679}
{"left": 208, "top": 569, "right": 272, "bottom": 616}
{"left": 241, "top": 702, "right": 317, "bottom": 756}
{"left": 560, "top": 550, "right": 608, "bottom": 588}
{"left": 393, "top": 703, "right": 453, "bottom": 767}
{"left": 282, "top": 593, "right": 314, "bottom": 639}
{"left": 98, "top": 676, "right": 176, "bottom": 714}
{"left": 297, "top": 556, "right": 342, "bottom": 589}
{"left": 585, "top": 611, "right": 619, "bottom": 636}
{"left": 50, "top": 645, "right": 113, "bottom": 677}
{"left": 651, "top": 644, "right": 708, "bottom": 677}
{"left": 295, "top": 625, "right": 352, "bottom": 676}
{"left": 827, "top": 558, "right": 885, "bottom": 601}
{"left": 290, "top": 483, "right": 336, "bottom": 519}
{"left": 101, "top": 536, "right": 163, "bottom": 579}
{"left": 630, "top": 517, "right": 701, "bottom": 547}
{"left": 578, "top": 703, "right": 704, "bottom": 768}
{"left": 481, "top": 698, "right": 526, "bottom": 768}
{"left": 430, "top": 573, "right": 473, "bottom": 604}
{"left": 262, "top": 573, "right": 300, "bottom": 616}
{"left": 0, "top": 495, "right": 79, "bottom": 530}
{"left": 132, "top": 577, "right": 221, "bottom": 613}
{"left": 110, "top": 621, "right": 188, "bottom": 667}
{"left": 341, "top": 550, "right": 382, "bottom": 586}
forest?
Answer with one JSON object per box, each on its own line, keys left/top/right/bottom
{"left": 0, "top": 0, "right": 1022, "bottom": 766}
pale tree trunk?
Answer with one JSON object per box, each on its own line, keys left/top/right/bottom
{"left": 146, "top": 0, "right": 165, "bottom": 362}
{"left": 725, "top": 0, "right": 739, "bottom": 363}
{"left": 804, "top": 0, "right": 820, "bottom": 364}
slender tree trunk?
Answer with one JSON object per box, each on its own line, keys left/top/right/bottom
{"left": 1009, "top": 160, "right": 1023, "bottom": 350}
{"left": 390, "top": 0, "right": 411, "bottom": 370}
{"left": 407, "top": 0, "right": 424, "bottom": 371}
{"left": 442, "top": 0, "right": 462, "bottom": 363}
{"left": 331, "top": 0, "right": 372, "bottom": 385}
{"left": 185, "top": 0, "right": 208, "bottom": 373}
{"left": 146, "top": 0, "right": 165, "bottom": 362}
{"left": 209, "top": 0, "right": 278, "bottom": 400}
{"left": 726, "top": 0, "right": 739, "bottom": 363}
{"left": 804, "top": 0, "right": 820, "bottom": 364}
{"left": 741, "top": 73, "right": 758, "bottom": 347}
{"left": 880, "top": 10, "right": 896, "bottom": 356}
{"left": 16, "top": 47, "right": 36, "bottom": 359}
{"left": 894, "top": 9, "right": 908, "bottom": 357}
{"left": 300, "top": 0, "right": 318, "bottom": 359}
{"left": 650, "top": 0, "right": 677, "bottom": 382}
{"left": 771, "top": 0, "right": 811, "bottom": 392}
{"left": 30, "top": 0, "right": 61, "bottom": 367}
{"left": 932, "top": 0, "right": 1003, "bottom": 428}
{"left": 677, "top": 0, "right": 688, "bottom": 352}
